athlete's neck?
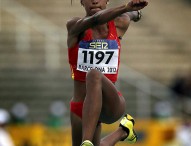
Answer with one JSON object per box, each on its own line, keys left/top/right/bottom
{"left": 92, "top": 23, "right": 109, "bottom": 39}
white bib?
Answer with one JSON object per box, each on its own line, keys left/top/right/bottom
{"left": 77, "top": 39, "right": 119, "bottom": 74}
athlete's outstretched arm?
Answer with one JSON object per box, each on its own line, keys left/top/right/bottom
{"left": 67, "top": 0, "right": 148, "bottom": 37}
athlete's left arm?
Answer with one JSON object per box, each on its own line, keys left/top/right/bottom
{"left": 115, "top": 11, "right": 141, "bottom": 38}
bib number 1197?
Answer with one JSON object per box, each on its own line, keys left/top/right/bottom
{"left": 82, "top": 50, "right": 114, "bottom": 64}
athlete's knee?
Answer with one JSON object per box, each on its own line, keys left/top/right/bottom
{"left": 86, "top": 69, "right": 102, "bottom": 83}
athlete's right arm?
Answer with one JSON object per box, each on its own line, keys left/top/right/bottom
{"left": 66, "top": 0, "right": 148, "bottom": 48}
{"left": 66, "top": 5, "right": 129, "bottom": 48}
{"left": 67, "top": 5, "right": 128, "bottom": 37}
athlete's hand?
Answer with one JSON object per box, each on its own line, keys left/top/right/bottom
{"left": 126, "top": 0, "right": 148, "bottom": 11}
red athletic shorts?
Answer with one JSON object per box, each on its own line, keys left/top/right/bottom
{"left": 70, "top": 91, "right": 123, "bottom": 119}
{"left": 70, "top": 101, "right": 84, "bottom": 118}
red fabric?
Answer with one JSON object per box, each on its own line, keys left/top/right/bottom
{"left": 68, "top": 20, "right": 121, "bottom": 83}
{"left": 70, "top": 101, "right": 83, "bottom": 118}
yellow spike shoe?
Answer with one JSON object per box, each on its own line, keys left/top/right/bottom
{"left": 81, "top": 140, "right": 94, "bottom": 146}
{"left": 119, "top": 114, "right": 137, "bottom": 143}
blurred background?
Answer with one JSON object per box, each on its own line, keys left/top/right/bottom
{"left": 0, "top": 0, "right": 191, "bottom": 145}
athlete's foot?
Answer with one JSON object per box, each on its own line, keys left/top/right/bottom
{"left": 119, "top": 114, "right": 137, "bottom": 143}
{"left": 81, "top": 140, "right": 94, "bottom": 146}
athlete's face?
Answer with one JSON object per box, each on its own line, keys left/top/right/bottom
{"left": 81, "top": 0, "right": 109, "bottom": 16}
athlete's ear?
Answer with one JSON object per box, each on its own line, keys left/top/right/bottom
{"left": 81, "top": 0, "right": 84, "bottom": 6}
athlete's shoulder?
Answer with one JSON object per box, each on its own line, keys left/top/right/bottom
{"left": 66, "top": 17, "right": 82, "bottom": 30}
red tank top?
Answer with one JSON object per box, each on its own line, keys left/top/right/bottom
{"left": 68, "top": 20, "right": 121, "bottom": 82}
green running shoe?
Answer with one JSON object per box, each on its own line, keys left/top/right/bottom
{"left": 119, "top": 114, "right": 137, "bottom": 143}
{"left": 81, "top": 140, "right": 94, "bottom": 146}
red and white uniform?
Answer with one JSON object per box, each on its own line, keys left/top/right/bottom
{"left": 68, "top": 20, "right": 121, "bottom": 83}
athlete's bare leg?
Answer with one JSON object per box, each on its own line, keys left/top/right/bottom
{"left": 70, "top": 112, "right": 82, "bottom": 146}
{"left": 71, "top": 112, "right": 127, "bottom": 146}
{"left": 93, "top": 122, "right": 128, "bottom": 146}
{"left": 82, "top": 69, "right": 126, "bottom": 143}
{"left": 70, "top": 101, "right": 102, "bottom": 146}
{"left": 100, "top": 127, "right": 127, "bottom": 146}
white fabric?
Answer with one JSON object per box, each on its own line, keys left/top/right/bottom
{"left": 77, "top": 40, "right": 119, "bottom": 74}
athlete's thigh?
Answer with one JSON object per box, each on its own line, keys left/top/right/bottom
{"left": 100, "top": 76, "right": 126, "bottom": 123}
{"left": 70, "top": 112, "right": 82, "bottom": 146}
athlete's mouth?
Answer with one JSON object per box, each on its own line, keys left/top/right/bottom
{"left": 90, "top": 6, "right": 101, "bottom": 11}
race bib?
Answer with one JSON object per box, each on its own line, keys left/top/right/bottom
{"left": 77, "top": 39, "right": 119, "bottom": 74}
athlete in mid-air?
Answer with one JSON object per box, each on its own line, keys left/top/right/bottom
{"left": 67, "top": 0, "right": 148, "bottom": 145}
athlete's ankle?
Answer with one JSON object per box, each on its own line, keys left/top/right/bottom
{"left": 119, "top": 126, "right": 128, "bottom": 140}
